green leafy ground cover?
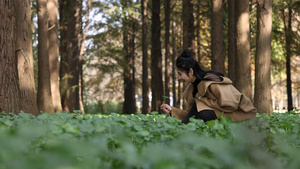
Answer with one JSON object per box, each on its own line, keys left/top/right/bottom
{"left": 0, "top": 111, "right": 300, "bottom": 169}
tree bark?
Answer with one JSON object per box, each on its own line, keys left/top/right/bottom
{"left": 0, "top": 1, "right": 21, "bottom": 114}
{"left": 234, "top": 0, "right": 252, "bottom": 100}
{"left": 14, "top": 0, "right": 39, "bottom": 115}
{"left": 283, "top": 7, "right": 293, "bottom": 111}
{"left": 48, "top": 0, "right": 62, "bottom": 112}
{"left": 228, "top": 0, "right": 236, "bottom": 83}
{"left": 122, "top": 0, "right": 136, "bottom": 114}
{"left": 254, "top": 0, "right": 273, "bottom": 114}
{"left": 182, "top": 0, "right": 195, "bottom": 57}
{"left": 196, "top": 1, "right": 201, "bottom": 62}
{"left": 172, "top": 21, "right": 176, "bottom": 107}
{"left": 141, "top": 0, "right": 150, "bottom": 114}
{"left": 59, "top": 0, "right": 84, "bottom": 113}
{"left": 164, "top": 0, "right": 171, "bottom": 105}
{"left": 78, "top": 0, "right": 92, "bottom": 114}
{"left": 59, "top": 0, "right": 70, "bottom": 111}
{"left": 37, "top": 0, "right": 54, "bottom": 114}
{"left": 151, "top": 0, "right": 163, "bottom": 112}
{"left": 211, "top": 0, "right": 225, "bottom": 74}
{"left": 68, "top": 0, "right": 83, "bottom": 113}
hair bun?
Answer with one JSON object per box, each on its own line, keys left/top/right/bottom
{"left": 180, "top": 49, "right": 192, "bottom": 58}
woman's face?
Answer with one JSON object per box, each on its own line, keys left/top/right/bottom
{"left": 177, "top": 68, "right": 196, "bottom": 83}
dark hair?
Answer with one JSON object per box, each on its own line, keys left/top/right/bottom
{"left": 175, "top": 49, "right": 223, "bottom": 81}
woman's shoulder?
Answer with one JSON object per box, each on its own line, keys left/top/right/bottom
{"left": 204, "top": 73, "right": 223, "bottom": 82}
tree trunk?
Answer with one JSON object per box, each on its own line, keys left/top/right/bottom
{"left": 141, "top": 0, "right": 150, "bottom": 114}
{"left": 164, "top": 0, "right": 171, "bottom": 105}
{"left": 182, "top": 0, "right": 195, "bottom": 57}
{"left": 48, "top": 0, "right": 62, "bottom": 112}
{"left": 78, "top": 0, "right": 92, "bottom": 114}
{"left": 211, "top": 0, "right": 225, "bottom": 74}
{"left": 37, "top": 0, "right": 54, "bottom": 114}
{"left": 254, "top": 0, "right": 273, "bottom": 114}
{"left": 196, "top": 1, "right": 201, "bottom": 62}
{"left": 0, "top": 1, "right": 21, "bottom": 114}
{"left": 129, "top": 17, "right": 136, "bottom": 114}
{"left": 59, "top": 0, "right": 70, "bottom": 111}
{"left": 172, "top": 21, "right": 177, "bottom": 107}
{"left": 68, "top": 0, "right": 83, "bottom": 113}
{"left": 122, "top": 1, "right": 136, "bottom": 115}
{"left": 14, "top": 0, "right": 39, "bottom": 115}
{"left": 283, "top": 7, "right": 293, "bottom": 111}
{"left": 228, "top": 0, "right": 236, "bottom": 83}
{"left": 234, "top": 0, "right": 252, "bottom": 100}
{"left": 59, "top": 0, "right": 83, "bottom": 113}
{"left": 151, "top": 0, "right": 163, "bottom": 112}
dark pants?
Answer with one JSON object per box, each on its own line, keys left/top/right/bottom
{"left": 183, "top": 102, "right": 217, "bottom": 124}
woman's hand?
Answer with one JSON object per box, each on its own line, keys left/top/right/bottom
{"left": 160, "top": 104, "right": 172, "bottom": 114}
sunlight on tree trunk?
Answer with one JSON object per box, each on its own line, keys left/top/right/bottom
{"left": 234, "top": 0, "right": 252, "bottom": 100}
{"left": 164, "top": 0, "right": 171, "bottom": 105}
{"left": 254, "top": 0, "right": 273, "bottom": 114}
{"left": 48, "top": 0, "right": 62, "bottom": 113}
{"left": 37, "top": 0, "right": 54, "bottom": 114}
{"left": 15, "top": 0, "right": 39, "bottom": 115}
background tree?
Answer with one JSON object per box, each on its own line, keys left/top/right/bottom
{"left": 59, "top": 0, "right": 71, "bottom": 111}
{"left": 254, "top": 0, "right": 273, "bottom": 114}
{"left": 151, "top": 0, "right": 164, "bottom": 112}
{"left": 59, "top": 0, "right": 84, "bottom": 113}
{"left": 171, "top": 20, "right": 177, "bottom": 108}
{"left": 37, "top": 0, "right": 54, "bottom": 114}
{"left": 182, "top": 0, "right": 195, "bottom": 56}
{"left": 15, "top": 0, "right": 39, "bottom": 115}
{"left": 48, "top": 0, "right": 62, "bottom": 112}
{"left": 234, "top": 0, "right": 252, "bottom": 100}
{"left": 79, "top": 0, "right": 92, "bottom": 114}
{"left": 141, "top": 0, "right": 150, "bottom": 114}
{"left": 122, "top": 0, "right": 137, "bottom": 115}
{"left": 211, "top": 0, "right": 225, "bottom": 74}
{"left": 228, "top": 0, "right": 236, "bottom": 82}
{"left": 164, "top": 0, "right": 171, "bottom": 105}
{"left": 282, "top": 5, "right": 293, "bottom": 111}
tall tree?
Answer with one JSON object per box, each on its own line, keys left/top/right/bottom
{"left": 48, "top": 0, "right": 62, "bottom": 112}
{"left": 196, "top": 1, "right": 201, "bottom": 62}
{"left": 234, "top": 0, "right": 252, "bottom": 100}
{"left": 79, "top": 0, "right": 92, "bottom": 114}
{"left": 254, "top": 0, "right": 273, "bottom": 114}
{"left": 171, "top": 21, "right": 177, "bottom": 107}
{"left": 122, "top": 0, "right": 136, "bottom": 115}
{"left": 182, "top": 0, "right": 195, "bottom": 56}
{"left": 282, "top": 6, "right": 293, "bottom": 111}
{"left": 59, "top": 0, "right": 84, "bottom": 113}
{"left": 164, "top": 0, "right": 171, "bottom": 105}
{"left": 141, "top": 0, "right": 150, "bottom": 114}
{"left": 228, "top": 0, "right": 236, "bottom": 82}
{"left": 37, "top": 0, "right": 54, "bottom": 114}
{"left": 69, "top": 0, "right": 84, "bottom": 113}
{"left": 151, "top": 0, "right": 163, "bottom": 112}
{"left": 211, "top": 0, "right": 225, "bottom": 74}
{"left": 15, "top": 0, "right": 39, "bottom": 115}
{"left": 0, "top": 1, "right": 20, "bottom": 114}
{"left": 59, "top": 0, "right": 70, "bottom": 111}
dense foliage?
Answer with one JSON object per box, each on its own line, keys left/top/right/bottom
{"left": 0, "top": 111, "right": 300, "bottom": 169}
